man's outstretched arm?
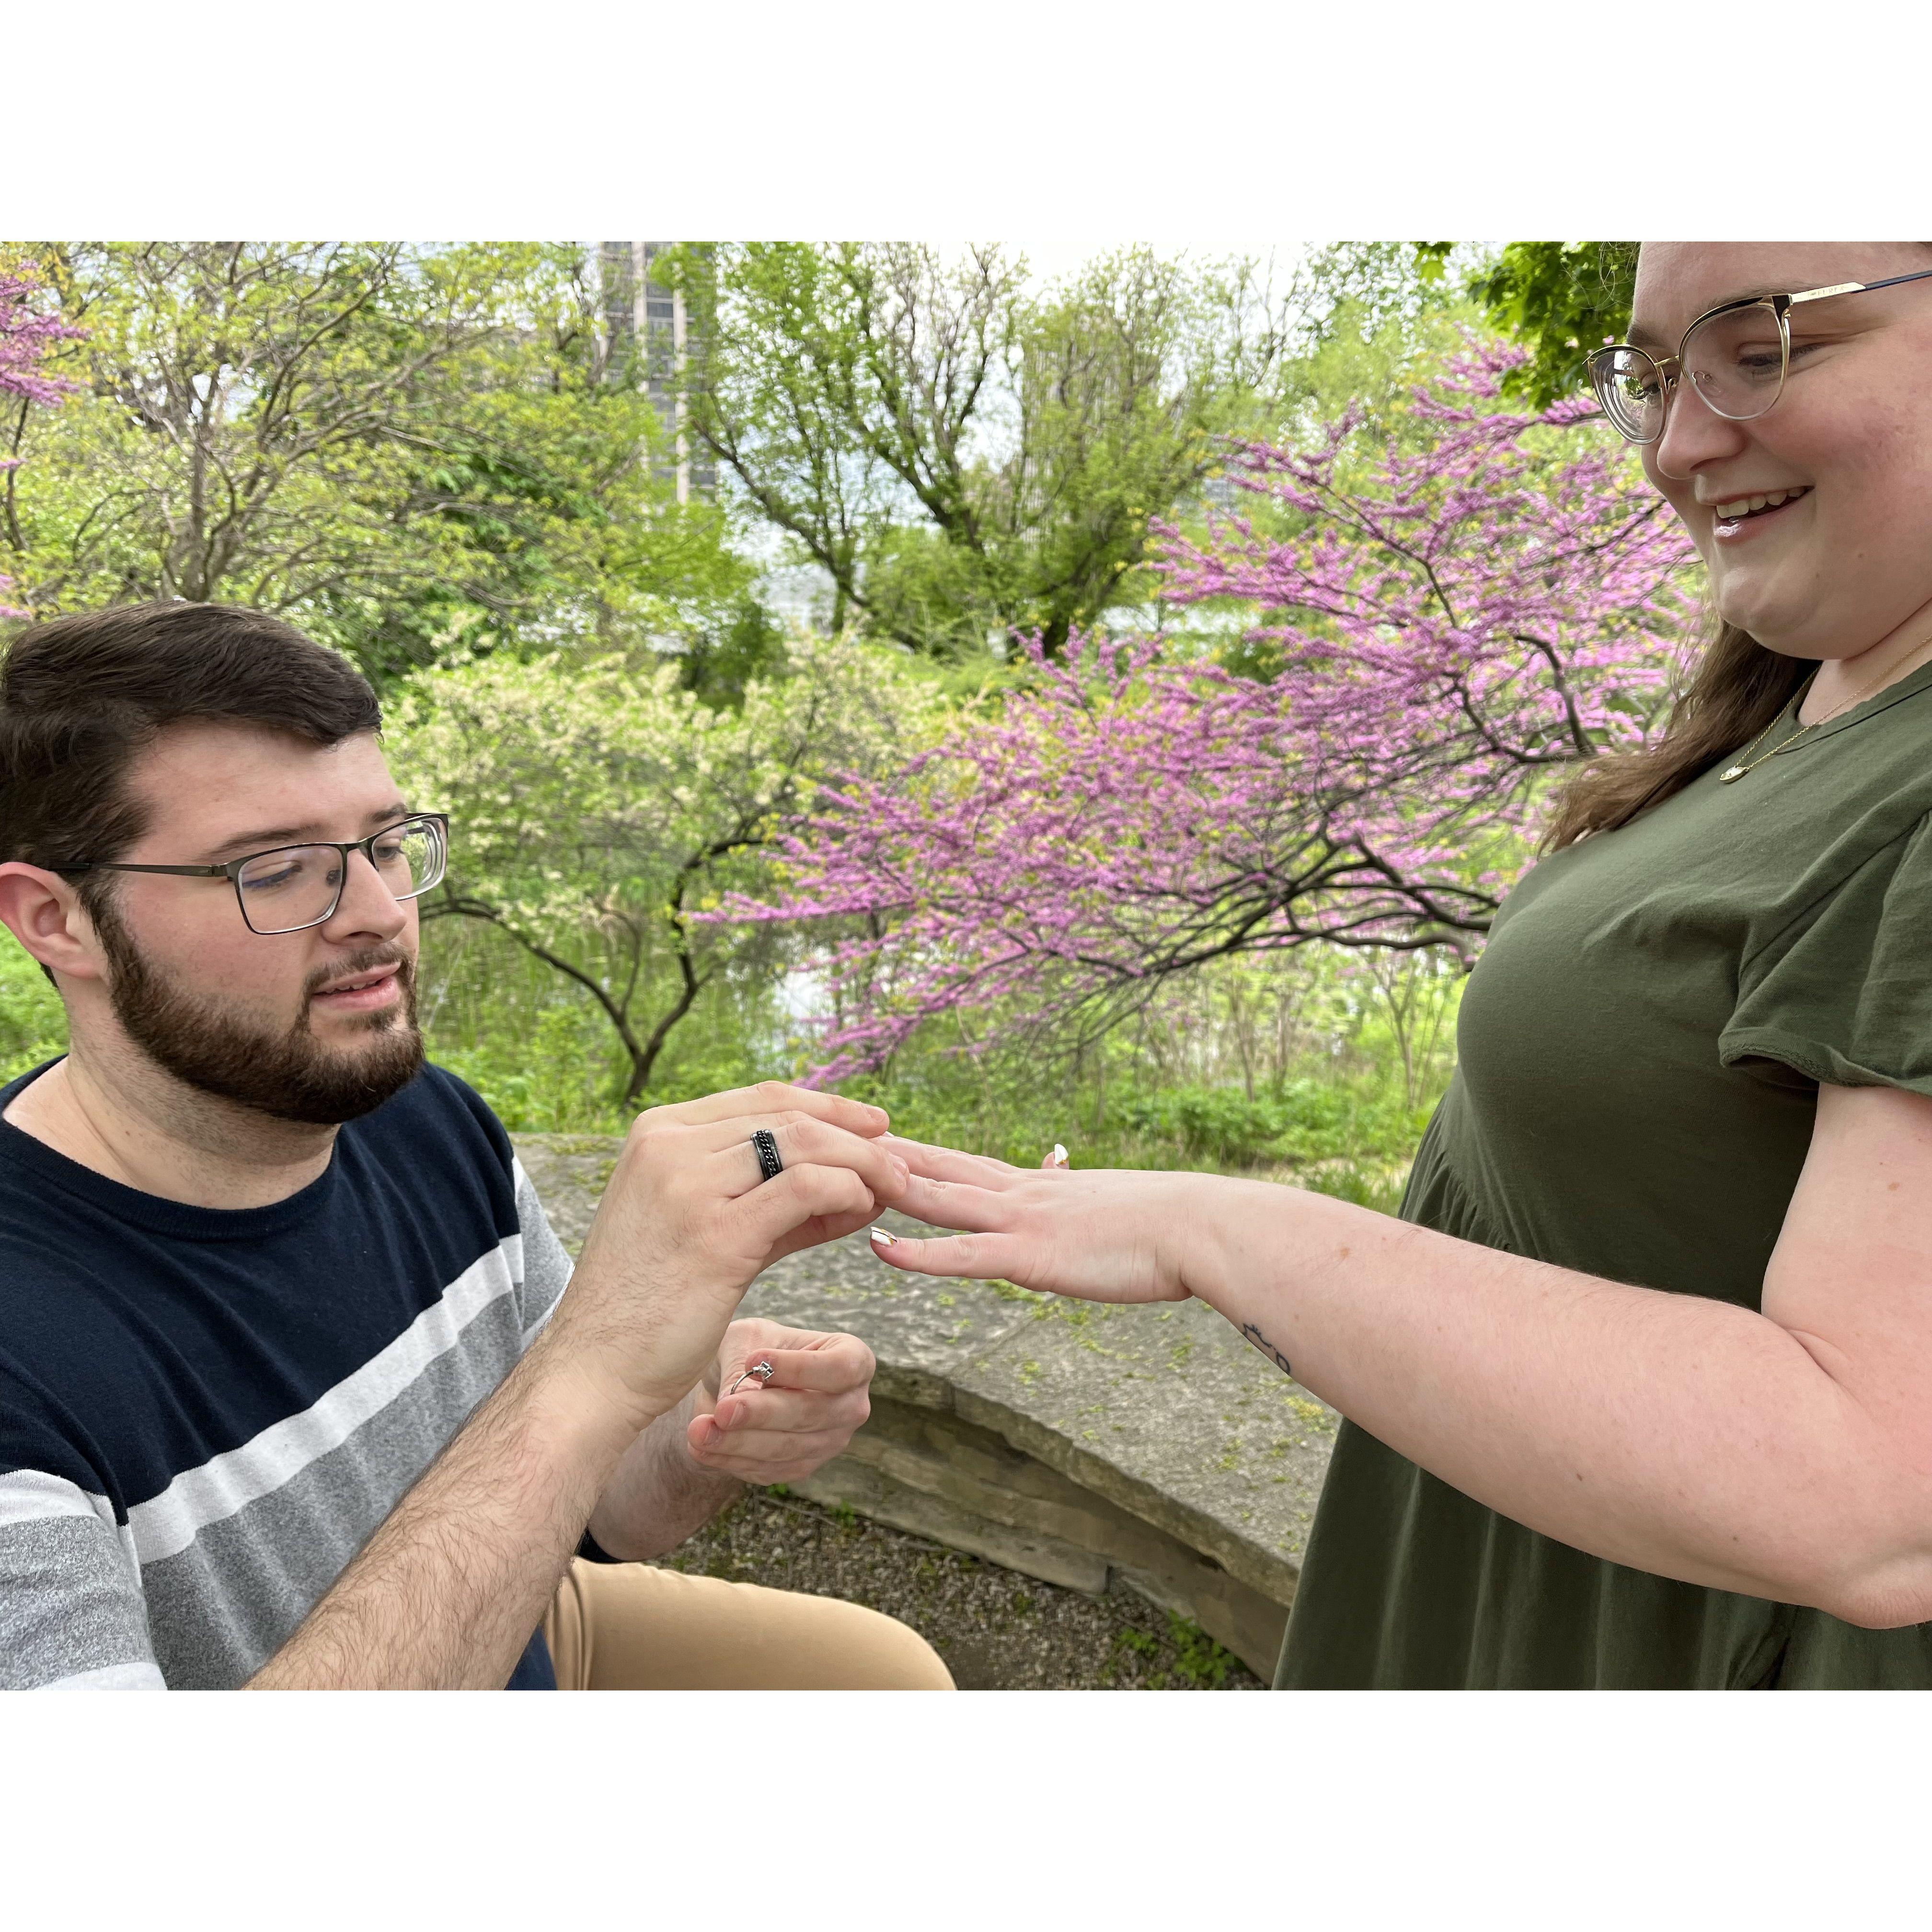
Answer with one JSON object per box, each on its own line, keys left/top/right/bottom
{"left": 247, "top": 1084, "right": 905, "bottom": 1690}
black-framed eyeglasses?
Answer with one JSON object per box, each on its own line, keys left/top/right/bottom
{"left": 1586, "top": 267, "right": 1932, "bottom": 445}
{"left": 55, "top": 812, "right": 450, "bottom": 936}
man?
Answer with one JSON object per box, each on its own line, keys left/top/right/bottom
{"left": 0, "top": 601, "right": 950, "bottom": 1690}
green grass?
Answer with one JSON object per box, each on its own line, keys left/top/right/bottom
{"left": 1106, "top": 1610, "right": 1245, "bottom": 1689}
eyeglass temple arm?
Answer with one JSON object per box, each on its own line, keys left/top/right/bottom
{"left": 54, "top": 818, "right": 444, "bottom": 882}
{"left": 54, "top": 861, "right": 232, "bottom": 877}
{"left": 1788, "top": 267, "right": 1932, "bottom": 309}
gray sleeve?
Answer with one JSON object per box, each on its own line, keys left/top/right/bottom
{"left": 0, "top": 1471, "right": 164, "bottom": 1691}
{"left": 511, "top": 1161, "right": 575, "bottom": 1350}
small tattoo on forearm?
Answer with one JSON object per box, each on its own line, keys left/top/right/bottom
{"left": 1241, "top": 1321, "right": 1293, "bottom": 1379}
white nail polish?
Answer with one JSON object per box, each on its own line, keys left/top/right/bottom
{"left": 869, "top": 1226, "right": 898, "bottom": 1248}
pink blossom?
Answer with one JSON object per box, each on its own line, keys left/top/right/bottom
{"left": 714, "top": 341, "right": 1698, "bottom": 1079}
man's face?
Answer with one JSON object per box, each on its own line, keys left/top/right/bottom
{"left": 88, "top": 722, "right": 426, "bottom": 1125}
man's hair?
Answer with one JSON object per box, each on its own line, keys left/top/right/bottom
{"left": 0, "top": 601, "right": 382, "bottom": 879}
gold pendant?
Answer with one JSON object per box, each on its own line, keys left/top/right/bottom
{"left": 1719, "top": 765, "right": 1747, "bottom": 783}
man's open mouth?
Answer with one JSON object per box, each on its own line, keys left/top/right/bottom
{"left": 312, "top": 963, "right": 402, "bottom": 1001}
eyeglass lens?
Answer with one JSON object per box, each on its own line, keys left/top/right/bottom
{"left": 234, "top": 818, "right": 446, "bottom": 934}
{"left": 1595, "top": 299, "right": 1789, "bottom": 443}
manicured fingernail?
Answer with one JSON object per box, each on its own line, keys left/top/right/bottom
{"left": 869, "top": 1227, "right": 898, "bottom": 1248}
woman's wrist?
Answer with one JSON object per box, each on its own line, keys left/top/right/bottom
{"left": 1175, "top": 1174, "right": 1365, "bottom": 1337}
{"left": 1158, "top": 1169, "right": 1266, "bottom": 1311}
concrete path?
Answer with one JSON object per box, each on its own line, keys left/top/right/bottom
{"left": 515, "top": 1134, "right": 1340, "bottom": 1674}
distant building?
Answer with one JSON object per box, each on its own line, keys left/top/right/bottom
{"left": 598, "top": 242, "right": 716, "bottom": 504}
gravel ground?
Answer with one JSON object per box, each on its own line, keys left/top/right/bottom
{"left": 658, "top": 1487, "right": 1266, "bottom": 1690}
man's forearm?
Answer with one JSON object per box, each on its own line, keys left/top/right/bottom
{"left": 585, "top": 1389, "right": 744, "bottom": 1562}
{"left": 248, "top": 1337, "right": 647, "bottom": 1689}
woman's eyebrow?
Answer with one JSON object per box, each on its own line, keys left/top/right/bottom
{"left": 1627, "top": 286, "right": 1789, "bottom": 352}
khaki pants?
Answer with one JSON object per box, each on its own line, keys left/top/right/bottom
{"left": 541, "top": 1559, "right": 955, "bottom": 1690}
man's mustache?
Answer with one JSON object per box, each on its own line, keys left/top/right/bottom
{"left": 301, "top": 947, "right": 415, "bottom": 1001}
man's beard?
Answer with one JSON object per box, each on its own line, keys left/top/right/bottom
{"left": 91, "top": 898, "right": 426, "bottom": 1127}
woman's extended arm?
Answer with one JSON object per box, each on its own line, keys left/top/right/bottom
{"left": 871, "top": 1082, "right": 1932, "bottom": 1628}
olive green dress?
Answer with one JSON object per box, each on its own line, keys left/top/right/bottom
{"left": 1277, "top": 658, "right": 1932, "bottom": 1689}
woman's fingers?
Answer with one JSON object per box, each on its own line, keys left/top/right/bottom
{"left": 880, "top": 1135, "right": 1022, "bottom": 1188}
{"left": 892, "top": 1171, "right": 1014, "bottom": 1231}
{"left": 867, "top": 1226, "right": 1028, "bottom": 1282}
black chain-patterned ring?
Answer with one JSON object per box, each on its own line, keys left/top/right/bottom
{"left": 750, "top": 1127, "right": 784, "bottom": 1184}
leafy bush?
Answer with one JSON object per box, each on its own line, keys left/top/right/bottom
{"left": 1114, "top": 1079, "right": 1418, "bottom": 1170}
{"left": 0, "top": 936, "right": 66, "bottom": 1084}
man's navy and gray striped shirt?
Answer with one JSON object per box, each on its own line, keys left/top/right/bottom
{"left": 0, "top": 1060, "right": 575, "bottom": 1690}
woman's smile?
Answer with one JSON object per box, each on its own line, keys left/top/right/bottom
{"left": 1708, "top": 483, "right": 1813, "bottom": 542}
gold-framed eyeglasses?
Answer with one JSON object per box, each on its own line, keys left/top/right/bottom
{"left": 56, "top": 812, "right": 450, "bottom": 936}
{"left": 1586, "top": 266, "right": 1932, "bottom": 446}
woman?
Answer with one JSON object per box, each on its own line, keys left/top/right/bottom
{"left": 864, "top": 242, "right": 1932, "bottom": 1689}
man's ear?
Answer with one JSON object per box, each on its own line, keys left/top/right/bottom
{"left": 0, "top": 863, "right": 106, "bottom": 986}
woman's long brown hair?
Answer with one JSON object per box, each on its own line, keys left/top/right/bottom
{"left": 1541, "top": 616, "right": 1810, "bottom": 851}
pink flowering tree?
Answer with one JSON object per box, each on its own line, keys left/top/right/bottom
{"left": 721, "top": 342, "right": 1699, "bottom": 1080}
{"left": 0, "top": 263, "right": 82, "bottom": 616}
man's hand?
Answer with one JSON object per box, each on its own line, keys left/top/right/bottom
{"left": 541, "top": 1081, "right": 907, "bottom": 1432}
{"left": 250, "top": 1084, "right": 902, "bottom": 1687}
{"left": 580, "top": 1317, "right": 877, "bottom": 1559}
{"left": 688, "top": 1318, "right": 876, "bottom": 1484}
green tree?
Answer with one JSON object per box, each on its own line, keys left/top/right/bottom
{"left": 662, "top": 243, "right": 1291, "bottom": 657}
{"left": 1437, "top": 242, "right": 1639, "bottom": 412}
{"left": 388, "top": 632, "right": 946, "bottom": 1103}
{"left": 2, "top": 242, "right": 757, "bottom": 685}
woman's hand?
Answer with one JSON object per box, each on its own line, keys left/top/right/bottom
{"left": 866, "top": 1136, "right": 1205, "bottom": 1303}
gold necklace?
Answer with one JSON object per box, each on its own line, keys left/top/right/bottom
{"left": 1717, "top": 648, "right": 1932, "bottom": 783}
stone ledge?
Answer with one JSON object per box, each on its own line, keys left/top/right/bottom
{"left": 515, "top": 1134, "right": 1340, "bottom": 1675}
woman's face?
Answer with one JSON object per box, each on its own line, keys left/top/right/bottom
{"left": 1630, "top": 242, "right": 1932, "bottom": 665}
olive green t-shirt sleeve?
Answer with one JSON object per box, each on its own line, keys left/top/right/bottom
{"left": 1721, "top": 812, "right": 1932, "bottom": 1095}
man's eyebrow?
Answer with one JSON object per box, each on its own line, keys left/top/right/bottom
{"left": 1627, "top": 286, "right": 1788, "bottom": 352}
{"left": 200, "top": 803, "right": 414, "bottom": 862}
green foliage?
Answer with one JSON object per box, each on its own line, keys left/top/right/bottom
{"left": 1107, "top": 1610, "right": 1242, "bottom": 1689}
{"left": 2, "top": 242, "right": 757, "bottom": 688}
{"left": 1462, "top": 242, "right": 1639, "bottom": 411}
{"left": 662, "top": 242, "right": 1291, "bottom": 657}
{"left": 0, "top": 934, "right": 65, "bottom": 1084}
{"left": 391, "top": 631, "right": 947, "bottom": 1104}
{"left": 418, "top": 913, "right": 785, "bottom": 1132}
{"left": 826, "top": 946, "right": 1462, "bottom": 1224}
{"left": 1113, "top": 1079, "right": 1418, "bottom": 1169}
{"left": 677, "top": 592, "right": 790, "bottom": 709}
